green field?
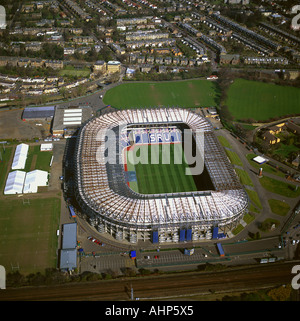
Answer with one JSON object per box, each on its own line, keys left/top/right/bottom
{"left": 225, "top": 78, "right": 300, "bottom": 121}
{"left": 268, "top": 199, "right": 290, "bottom": 216}
{"left": 0, "top": 197, "right": 60, "bottom": 275}
{"left": 125, "top": 143, "right": 197, "bottom": 194}
{"left": 259, "top": 176, "right": 300, "bottom": 198}
{"left": 103, "top": 80, "right": 218, "bottom": 109}
{"left": 24, "top": 145, "right": 53, "bottom": 172}
{"left": 59, "top": 65, "right": 90, "bottom": 78}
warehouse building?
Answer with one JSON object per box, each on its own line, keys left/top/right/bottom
{"left": 59, "top": 223, "right": 77, "bottom": 271}
{"left": 22, "top": 106, "right": 55, "bottom": 121}
{"left": 52, "top": 106, "right": 93, "bottom": 138}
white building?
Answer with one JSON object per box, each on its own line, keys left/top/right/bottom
{"left": 4, "top": 171, "right": 26, "bottom": 195}
{"left": 40, "top": 143, "right": 53, "bottom": 151}
{"left": 23, "top": 170, "right": 49, "bottom": 194}
{"left": 11, "top": 143, "right": 29, "bottom": 170}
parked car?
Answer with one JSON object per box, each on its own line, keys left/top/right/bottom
{"left": 87, "top": 236, "right": 104, "bottom": 246}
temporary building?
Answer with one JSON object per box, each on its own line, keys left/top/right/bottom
{"left": 11, "top": 143, "right": 29, "bottom": 170}
{"left": 23, "top": 170, "right": 48, "bottom": 193}
{"left": 40, "top": 143, "right": 53, "bottom": 151}
{"left": 253, "top": 156, "right": 268, "bottom": 164}
{"left": 4, "top": 170, "right": 26, "bottom": 195}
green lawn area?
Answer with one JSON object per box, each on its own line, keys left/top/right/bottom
{"left": 0, "top": 197, "right": 60, "bottom": 275}
{"left": 0, "top": 146, "right": 13, "bottom": 193}
{"left": 225, "top": 78, "right": 300, "bottom": 122}
{"left": 125, "top": 143, "right": 197, "bottom": 194}
{"left": 103, "top": 79, "right": 218, "bottom": 109}
{"left": 59, "top": 65, "right": 90, "bottom": 78}
{"left": 217, "top": 136, "right": 232, "bottom": 148}
{"left": 259, "top": 176, "right": 300, "bottom": 198}
{"left": 272, "top": 143, "right": 299, "bottom": 159}
{"left": 225, "top": 149, "right": 243, "bottom": 167}
{"left": 246, "top": 154, "right": 285, "bottom": 178}
{"left": 25, "top": 145, "right": 52, "bottom": 172}
{"left": 246, "top": 188, "right": 262, "bottom": 209}
{"left": 235, "top": 168, "right": 254, "bottom": 187}
{"left": 268, "top": 199, "right": 290, "bottom": 216}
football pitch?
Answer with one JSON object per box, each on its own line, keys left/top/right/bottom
{"left": 103, "top": 79, "right": 218, "bottom": 109}
{"left": 124, "top": 143, "right": 197, "bottom": 194}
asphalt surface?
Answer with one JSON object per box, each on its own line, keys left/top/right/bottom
{"left": 0, "top": 262, "right": 297, "bottom": 301}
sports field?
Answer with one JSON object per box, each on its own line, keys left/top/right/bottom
{"left": 103, "top": 79, "right": 218, "bottom": 109}
{"left": 124, "top": 143, "right": 197, "bottom": 194}
{"left": 225, "top": 78, "right": 300, "bottom": 121}
{"left": 0, "top": 197, "right": 60, "bottom": 275}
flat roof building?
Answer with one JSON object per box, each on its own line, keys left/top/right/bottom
{"left": 22, "top": 106, "right": 55, "bottom": 120}
{"left": 60, "top": 223, "right": 77, "bottom": 271}
{"left": 52, "top": 106, "right": 93, "bottom": 137}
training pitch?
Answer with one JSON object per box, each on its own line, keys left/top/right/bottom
{"left": 0, "top": 197, "right": 60, "bottom": 274}
{"left": 226, "top": 78, "right": 300, "bottom": 122}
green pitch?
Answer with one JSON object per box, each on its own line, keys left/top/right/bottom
{"left": 225, "top": 78, "right": 300, "bottom": 122}
{"left": 103, "top": 79, "right": 217, "bottom": 109}
{"left": 0, "top": 197, "right": 60, "bottom": 274}
{"left": 124, "top": 143, "right": 197, "bottom": 194}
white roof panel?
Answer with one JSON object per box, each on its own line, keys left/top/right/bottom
{"left": 4, "top": 170, "right": 26, "bottom": 195}
{"left": 11, "top": 143, "right": 29, "bottom": 170}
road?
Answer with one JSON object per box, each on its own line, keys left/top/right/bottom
{"left": 0, "top": 262, "right": 297, "bottom": 301}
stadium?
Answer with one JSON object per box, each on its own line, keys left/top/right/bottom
{"left": 74, "top": 108, "right": 248, "bottom": 244}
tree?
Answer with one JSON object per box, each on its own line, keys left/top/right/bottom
{"left": 268, "top": 285, "right": 292, "bottom": 301}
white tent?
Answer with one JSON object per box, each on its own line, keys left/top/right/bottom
{"left": 23, "top": 170, "right": 49, "bottom": 194}
{"left": 40, "top": 143, "right": 53, "bottom": 151}
{"left": 253, "top": 156, "right": 268, "bottom": 164}
{"left": 11, "top": 143, "right": 29, "bottom": 170}
{"left": 4, "top": 170, "right": 26, "bottom": 195}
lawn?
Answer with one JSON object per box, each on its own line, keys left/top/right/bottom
{"left": 272, "top": 143, "right": 299, "bottom": 159}
{"left": 225, "top": 78, "right": 300, "bottom": 122}
{"left": 246, "top": 188, "right": 262, "bottom": 209}
{"left": 124, "top": 143, "right": 197, "bottom": 194}
{"left": 103, "top": 79, "right": 218, "bottom": 109}
{"left": 217, "top": 135, "right": 232, "bottom": 149}
{"left": 246, "top": 154, "right": 286, "bottom": 178}
{"left": 0, "top": 146, "right": 13, "bottom": 193}
{"left": 235, "top": 168, "right": 254, "bottom": 187}
{"left": 0, "top": 197, "right": 60, "bottom": 275}
{"left": 259, "top": 176, "right": 300, "bottom": 198}
{"left": 268, "top": 199, "right": 290, "bottom": 216}
{"left": 59, "top": 65, "right": 91, "bottom": 78}
{"left": 25, "top": 145, "right": 52, "bottom": 172}
{"left": 225, "top": 149, "right": 243, "bottom": 167}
